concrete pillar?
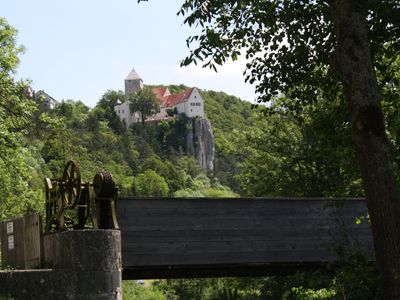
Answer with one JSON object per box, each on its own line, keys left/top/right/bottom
{"left": 44, "top": 230, "right": 122, "bottom": 300}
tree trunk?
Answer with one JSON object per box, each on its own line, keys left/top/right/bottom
{"left": 141, "top": 112, "right": 145, "bottom": 125}
{"left": 331, "top": 0, "right": 400, "bottom": 298}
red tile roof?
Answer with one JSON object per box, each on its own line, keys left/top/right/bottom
{"left": 152, "top": 87, "right": 169, "bottom": 100}
{"left": 160, "top": 88, "right": 194, "bottom": 108}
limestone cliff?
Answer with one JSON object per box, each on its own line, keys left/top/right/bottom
{"left": 187, "top": 117, "right": 215, "bottom": 173}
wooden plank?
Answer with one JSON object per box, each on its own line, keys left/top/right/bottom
{"left": 122, "top": 238, "right": 336, "bottom": 252}
{"left": 116, "top": 197, "right": 374, "bottom": 277}
{"left": 122, "top": 262, "right": 333, "bottom": 279}
{"left": 122, "top": 250, "right": 340, "bottom": 266}
{"left": 120, "top": 233, "right": 312, "bottom": 243}
{"left": 120, "top": 227, "right": 372, "bottom": 241}
{"left": 118, "top": 207, "right": 360, "bottom": 217}
{"left": 121, "top": 239, "right": 373, "bottom": 264}
{"left": 1, "top": 217, "right": 24, "bottom": 269}
{"left": 23, "top": 214, "right": 42, "bottom": 268}
{"left": 119, "top": 221, "right": 369, "bottom": 235}
{"left": 0, "top": 213, "right": 42, "bottom": 269}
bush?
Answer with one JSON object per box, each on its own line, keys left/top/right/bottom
{"left": 133, "top": 170, "right": 169, "bottom": 197}
{"left": 123, "top": 281, "right": 166, "bottom": 300}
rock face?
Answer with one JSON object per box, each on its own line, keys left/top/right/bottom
{"left": 187, "top": 117, "right": 215, "bottom": 173}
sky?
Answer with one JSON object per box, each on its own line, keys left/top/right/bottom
{"left": 2, "top": 0, "right": 256, "bottom": 108}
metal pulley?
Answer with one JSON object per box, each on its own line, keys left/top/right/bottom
{"left": 92, "top": 171, "right": 119, "bottom": 230}
{"left": 93, "top": 171, "right": 115, "bottom": 197}
{"left": 44, "top": 161, "right": 119, "bottom": 233}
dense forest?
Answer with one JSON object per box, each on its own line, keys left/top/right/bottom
{"left": 3, "top": 14, "right": 400, "bottom": 299}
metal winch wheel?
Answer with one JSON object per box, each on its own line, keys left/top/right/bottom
{"left": 44, "top": 161, "right": 118, "bottom": 233}
{"left": 62, "top": 160, "right": 82, "bottom": 208}
{"left": 93, "top": 171, "right": 115, "bottom": 198}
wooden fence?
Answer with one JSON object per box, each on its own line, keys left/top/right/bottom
{"left": 0, "top": 213, "right": 43, "bottom": 269}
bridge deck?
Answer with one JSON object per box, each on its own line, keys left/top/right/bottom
{"left": 116, "top": 197, "right": 373, "bottom": 279}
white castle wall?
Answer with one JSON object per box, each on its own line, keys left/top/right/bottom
{"left": 115, "top": 101, "right": 135, "bottom": 127}
{"left": 115, "top": 69, "right": 205, "bottom": 126}
{"left": 186, "top": 88, "right": 204, "bottom": 118}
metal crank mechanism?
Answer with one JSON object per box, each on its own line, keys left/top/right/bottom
{"left": 93, "top": 171, "right": 119, "bottom": 230}
{"left": 44, "top": 160, "right": 119, "bottom": 233}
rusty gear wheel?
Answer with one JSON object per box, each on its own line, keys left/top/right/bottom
{"left": 93, "top": 171, "right": 115, "bottom": 197}
{"left": 62, "top": 160, "right": 82, "bottom": 208}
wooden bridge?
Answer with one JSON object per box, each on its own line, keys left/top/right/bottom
{"left": 116, "top": 197, "right": 374, "bottom": 279}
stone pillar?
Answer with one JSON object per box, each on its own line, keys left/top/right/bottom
{"left": 44, "top": 230, "right": 122, "bottom": 300}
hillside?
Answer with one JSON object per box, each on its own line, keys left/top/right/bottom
{"left": 1, "top": 82, "right": 367, "bottom": 220}
{"left": 1, "top": 86, "right": 258, "bottom": 219}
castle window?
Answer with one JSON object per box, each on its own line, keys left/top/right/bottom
{"left": 122, "top": 109, "right": 124, "bottom": 114}
{"left": 118, "top": 110, "right": 120, "bottom": 113}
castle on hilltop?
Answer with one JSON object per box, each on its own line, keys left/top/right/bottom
{"left": 115, "top": 68, "right": 205, "bottom": 127}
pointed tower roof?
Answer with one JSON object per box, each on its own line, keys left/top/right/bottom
{"left": 125, "top": 68, "right": 142, "bottom": 81}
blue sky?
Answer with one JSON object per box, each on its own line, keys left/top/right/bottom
{"left": 2, "top": 0, "right": 256, "bottom": 107}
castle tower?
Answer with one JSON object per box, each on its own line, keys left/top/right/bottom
{"left": 124, "top": 68, "right": 143, "bottom": 101}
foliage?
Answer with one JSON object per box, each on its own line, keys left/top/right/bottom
{"left": 178, "top": 1, "right": 399, "bottom": 109}
{"left": 236, "top": 100, "right": 363, "bottom": 197}
{"left": 283, "top": 287, "right": 335, "bottom": 299}
{"left": 95, "top": 89, "right": 126, "bottom": 134}
{"left": 123, "top": 281, "right": 166, "bottom": 300}
{"left": 160, "top": 114, "right": 191, "bottom": 153}
{"left": 201, "top": 90, "right": 257, "bottom": 190}
{"left": 0, "top": 18, "right": 43, "bottom": 219}
{"left": 163, "top": 0, "right": 399, "bottom": 293}
{"left": 156, "top": 278, "right": 214, "bottom": 300}
{"left": 156, "top": 258, "right": 377, "bottom": 300}
{"left": 133, "top": 170, "right": 169, "bottom": 197}
{"left": 0, "top": 148, "right": 44, "bottom": 219}
{"left": 141, "top": 155, "right": 185, "bottom": 194}
{"left": 129, "top": 86, "right": 160, "bottom": 124}
{"left": 132, "top": 113, "right": 192, "bottom": 156}
{"left": 166, "top": 107, "right": 178, "bottom": 117}
{"left": 381, "top": 56, "right": 400, "bottom": 184}
{"left": 192, "top": 87, "right": 364, "bottom": 197}
{"left": 174, "top": 173, "right": 238, "bottom": 198}
{"left": 176, "top": 156, "right": 203, "bottom": 178}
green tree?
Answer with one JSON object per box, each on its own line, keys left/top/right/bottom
{"left": 129, "top": 86, "right": 160, "bottom": 124}
{"left": 141, "top": 155, "right": 185, "bottom": 194}
{"left": 0, "top": 18, "right": 45, "bottom": 219}
{"left": 174, "top": 173, "right": 237, "bottom": 198}
{"left": 237, "top": 99, "right": 362, "bottom": 198}
{"left": 134, "top": 170, "right": 169, "bottom": 197}
{"left": 95, "top": 89, "right": 126, "bottom": 133}
{"left": 0, "top": 17, "right": 31, "bottom": 152}
{"left": 171, "top": 1, "right": 400, "bottom": 296}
